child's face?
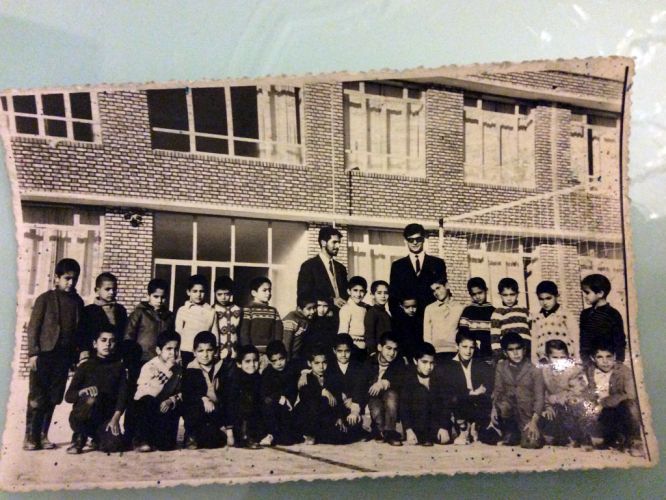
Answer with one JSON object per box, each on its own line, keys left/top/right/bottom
{"left": 582, "top": 286, "right": 604, "bottom": 306}
{"left": 56, "top": 271, "right": 78, "bottom": 293}
{"left": 414, "top": 354, "right": 435, "bottom": 378}
{"left": 268, "top": 353, "right": 287, "bottom": 372}
{"left": 400, "top": 299, "right": 418, "bottom": 317}
{"left": 93, "top": 332, "right": 116, "bottom": 358}
{"left": 504, "top": 343, "right": 525, "bottom": 364}
{"left": 592, "top": 350, "right": 615, "bottom": 373}
{"left": 187, "top": 284, "right": 206, "bottom": 305}
{"left": 405, "top": 232, "right": 424, "bottom": 254}
{"left": 431, "top": 282, "right": 448, "bottom": 302}
{"left": 373, "top": 284, "right": 389, "bottom": 306}
{"left": 538, "top": 292, "right": 558, "bottom": 312}
{"left": 194, "top": 342, "right": 215, "bottom": 366}
{"left": 333, "top": 344, "right": 351, "bottom": 365}
{"left": 157, "top": 340, "right": 180, "bottom": 365}
{"left": 251, "top": 282, "right": 272, "bottom": 304}
{"left": 469, "top": 286, "right": 487, "bottom": 305}
{"left": 238, "top": 353, "right": 259, "bottom": 374}
{"left": 348, "top": 285, "right": 366, "bottom": 304}
{"left": 457, "top": 339, "right": 475, "bottom": 361}
{"left": 96, "top": 279, "right": 117, "bottom": 303}
{"left": 300, "top": 302, "right": 317, "bottom": 320}
{"left": 308, "top": 354, "right": 328, "bottom": 377}
{"left": 316, "top": 300, "right": 330, "bottom": 317}
{"left": 378, "top": 340, "right": 398, "bottom": 364}
{"left": 547, "top": 348, "right": 570, "bottom": 371}
{"left": 499, "top": 287, "right": 518, "bottom": 307}
{"left": 148, "top": 288, "right": 167, "bottom": 309}
{"left": 215, "top": 289, "right": 232, "bottom": 306}
{"left": 568, "top": 374, "right": 588, "bottom": 394}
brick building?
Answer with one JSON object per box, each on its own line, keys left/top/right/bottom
{"left": 0, "top": 60, "right": 628, "bottom": 374}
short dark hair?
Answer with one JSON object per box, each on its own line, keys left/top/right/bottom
{"left": 333, "top": 334, "right": 354, "bottom": 349}
{"left": 249, "top": 276, "right": 271, "bottom": 292}
{"left": 414, "top": 342, "right": 436, "bottom": 360}
{"left": 95, "top": 272, "right": 118, "bottom": 288}
{"left": 92, "top": 329, "right": 115, "bottom": 342}
{"left": 237, "top": 344, "right": 260, "bottom": 362}
{"left": 193, "top": 331, "right": 217, "bottom": 350}
{"left": 315, "top": 293, "right": 331, "bottom": 304}
{"left": 306, "top": 344, "right": 328, "bottom": 361}
{"left": 455, "top": 327, "right": 476, "bottom": 345}
{"left": 297, "top": 295, "right": 317, "bottom": 309}
{"left": 400, "top": 295, "right": 417, "bottom": 304}
{"left": 147, "top": 278, "right": 168, "bottom": 295}
{"left": 536, "top": 280, "right": 559, "bottom": 296}
{"left": 590, "top": 340, "right": 616, "bottom": 357}
{"left": 266, "top": 340, "right": 287, "bottom": 359}
{"left": 403, "top": 223, "right": 425, "bottom": 239}
{"left": 318, "top": 226, "right": 342, "bottom": 247}
{"left": 545, "top": 339, "right": 569, "bottom": 356}
{"left": 467, "top": 277, "right": 488, "bottom": 293}
{"left": 431, "top": 276, "right": 448, "bottom": 287}
{"left": 348, "top": 276, "right": 367, "bottom": 291}
{"left": 378, "top": 331, "right": 399, "bottom": 348}
{"left": 187, "top": 274, "right": 208, "bottom": 292}
{"left": 498, "top": 277, "right": 519, "bottom": 294}
{"left": 214, "top": 275, "right": 234, "bottom": 294}
{"left": 54, "top": 258, "right": 80, "bottom": 277}
{"left": 581, "top": 273, "right": 611, "bottom": 298}
{"left": 500, "top": 331, "right": 525, "bottom": 350}
{"left": 370, "top": 280, "right": 389, "bottom": 294}
{"left": 156, "top": 330, "right": 181, "bottom": 350}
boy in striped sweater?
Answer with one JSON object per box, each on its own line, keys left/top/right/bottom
{"left": 490, "top": 278, "right": 531, "bottom": 362}
{"left": 459, "top": 277, "right": 495, "bottom": 361}
{"left": 239, "top": 277, "right": 284, "bottom": 364}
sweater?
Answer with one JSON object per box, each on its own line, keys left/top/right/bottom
{"left": 213, "top": 303, "right": 242, "bottom": 361}
{"left": 261, "top": 363, "right": 299, "bottom": 406}
{"left": 423, "top": 296, "right": 465, "bottom": 353}
{"left": 65, "top": 355, "right": 129, "bottom": 414}
{"left": 134, "top": 355, "right": 183, "bottom": 401}
{"left": 391, "top": 312, "right": 423, "bottom": 360}
{"left": 124, "top": 302, "right": 175, "bottom": 361}
{"left": 338, "top": 299, "right": 368, "bottom": 348}
{"left": 239, "top": 302, "right": 283, "bottom": 353}
{"left": 490, "top": 305, "right": 531, "bottom": 352}
{"left": 459, "top": 302, "right": 495, "bottom": 359}
{"left": 579, "top": 303, "right": 626, "bottom": 362}
{"left": 79, "top": 301, "right": 128, "bottom": 354}
{"left": 282, "top": 310, "right": 311, "bottom": 360}
{"left": 364, "top": 304, "right": 392, "bottom": 355}
{"left": 175, "top": 302, "right": 216, "bottom": 353}
{"left": 532, "top": 304, "right": 579, "bottom": 364}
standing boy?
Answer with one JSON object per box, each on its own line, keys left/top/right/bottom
{"left": 65, "top": 330, "right": 128, "bottom": 454}
{"left": 490, "top": 278, "right": 531, "bottom": 359}
{"left": 423, "top": 278, "right": 465, "bottom": 362}
{"left": 458, "top": 277, "right": 495, "bottom": 361}
{"left": 579, "top": 274, "right": 626, "bottom": 363}
{"left": 175, "top": 274, "right": 216, "bottom": 366}
{"left": 282, "top": 296, "right": 317, "bottom": 362}
{"left": 491, "top": 332, "right": 544, "bottom": 449}
{"left": 364, "top": 280, "right": 392, "bottom": 356}
{"left": 212, "top": 275, "right": 242, "bottom": 362}
{"left": 239, "top": 276, "right": 283, "bottom": 356}
{"left": 391, "top": 296, "right": 423, "bottom": 362}
{"left": 25, "top": 258, "right": 85, "bottom": 451}
{"left": 532, "top": 280, "right": 579, "bottom": 365}
{"left": 338, "top": 276, "right": 369, "bottom": 359}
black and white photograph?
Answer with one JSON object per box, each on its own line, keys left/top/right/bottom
{"left": 0, "top": 56, "right": 657, "bottom": 490}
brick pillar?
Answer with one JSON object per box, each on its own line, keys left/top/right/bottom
{"left": 442, "top": 233, "right": 469, "bottom": 300}
{"left": 102, "top": 208, "right": 154, "bottom": 308}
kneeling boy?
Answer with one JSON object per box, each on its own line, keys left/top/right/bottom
{"left": 65, "top": 330, "right": 128, "bottom": 454}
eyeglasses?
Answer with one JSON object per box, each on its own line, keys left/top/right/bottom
{"left": 406, "top": 237, "right": 424, "bottom": 243}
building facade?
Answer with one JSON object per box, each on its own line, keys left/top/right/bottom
{"left": 0, "top": 62, "right": 627, "bottom": 375}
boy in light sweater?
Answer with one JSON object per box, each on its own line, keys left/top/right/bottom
{"left": 175, "top": 274, "right": 216, "bottom": 366}
{"left": 338, "top": 276, "right": 369, "bottom": 361}
{"left": 423, "top": 277, "right": 464, "bottom": 362}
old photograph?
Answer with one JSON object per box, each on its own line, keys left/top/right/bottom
{"left": 0, "top": 56, "right": 657, "bottom": 491}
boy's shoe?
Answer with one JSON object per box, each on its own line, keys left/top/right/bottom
{"left": 453, "top": 427, "right": 470, "bottom": 445}
{"left": 185, "top": 436, "right": 198, "bottom": 450}
{"left": 66, "top": 434, "right": 85, "bottom": 455}
{"left": 469, "top": 422, "right": 479, "bottom": 443}
{"left": 136, "top": 442, "right": 153, "bottom": 453}
{"left": 366, "top": 426, "right": 383, "bottom": 442}
{"left": 245, "top": 440, "right": 262, "bottom": 450}
{"left": 22, "top": 438, "right": 40, "bottom": 451}
{"left": 40, "top": 434, "right": 57, "bottom": 450}
{"left": 66, "top": 444, "right": 83, "bottom": 455}
{"left": 259, "top": 434, "right": 274, "bottom": 446}
{"left": 303, "top": 435, "right": 316, "bottom": 445}
{"left": 629, "top": 441, "right": 646, "bottom": 458}
{"left": 419, "top": 440, "right": 434, "bottom": 447}
{"left": 384, "top": 431, "right": 403, "bottom": 447}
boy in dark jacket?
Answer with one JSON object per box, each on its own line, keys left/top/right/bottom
{"left": 182, "top": 331, "right": 228, "bottom": 450}
{"left": 391, "top": 296, "right": 423, "bottom": 362}
{"left": 364, "top": 280, "right": 392, "bottom": 355}
{"left": 458, "top": 277, "right": 494, "bottom": 361}
{"left": 282, "top": 296, "right": 316, "bottom": 362}
{"left": 25, "top": 258, "right": 85, "bottom": 451}
{"left": 303, "top": 296, "right": 338, "bottom": 359}
{"left": 65, "top": 330, "right": 128, "bottom": 454}
{"left": 260, "top": 341, "right": 301, "bottom": 445}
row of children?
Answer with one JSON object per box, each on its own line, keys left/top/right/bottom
{"left": 25, "top": 259, "right": 636, "bottom": 458}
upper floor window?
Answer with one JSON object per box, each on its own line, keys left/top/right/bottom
{"left": 1, "top": 92, "right": 97, "bottom": 142}
{"left": 343, "top": 82, "right": 425, "bottom": 177}
{"left": 570, "top": 112, "right": 619, "bottom": 194}
{"left": 464, "top": 96, "right": 535, "bottom": 188}
{"left": 146, "top": 85, "right": 303, "bottom": 164}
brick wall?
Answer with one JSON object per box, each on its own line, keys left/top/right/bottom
{"left": 441, "top": 233, "right": 469, "bottom": 300}
{"left": 306, "top": 222, "right": 349, "bottom": 269}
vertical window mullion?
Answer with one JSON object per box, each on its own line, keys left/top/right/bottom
{"left": 6, "top": 94, "right": 16, "bottom": 134}
{"left": 187, "top": 90, "right": 196, "bottom": 152}
{"left": 225, "top": 86, "right": 235, "bottom": 157}
{"left": 36, "top": 92, "right": 45, "bottom": 136}
{"left": 170, "top": 265, "right": 176, "bottom": 311}
{"left": 267, "top": 222, "right": 273, "bottom": 285}
{"left": 64, "top": 92, "right": 74, "bottom": 140}
{"left": 90, "top": 91, "right": 100, "bottom": 142}
{"left": 229, "top": 219, "right": 236, "bottom": 279}
{"left": 192, "top": 218, "right": 198, "bottom": 272}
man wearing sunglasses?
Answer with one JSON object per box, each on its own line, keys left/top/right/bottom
{"left": 388, "top": 223, "right": 447, "bottom": 323}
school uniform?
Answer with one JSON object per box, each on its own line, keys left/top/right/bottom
{"left": 364, "top": 304, "right": 392, "bottom": 355}
{"left": 391, "top": 312, "right": 423, "bottom": 361}
{"left": 79, "top": 300, "right": 128, "bottom": 355}
{"left": 400, "top": 366, "right": 448, "bottom": 443}
{"left": 261, "top": 364, "right": 301, "bottom": 445}
{"left": 326, "top": 359, "right": 367, "bottom": 410}
{"left": 388, "top": 252, "right": 447, "bottom": 317}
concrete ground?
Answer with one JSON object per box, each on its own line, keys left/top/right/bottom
{"left": 0, "top": 379, "right": 650, "bottom": 491}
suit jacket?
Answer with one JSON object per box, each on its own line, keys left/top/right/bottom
{"left": 389, "top": 254, "right": 447, "bottom": 316}
{"left": 400, "top": 366, "right": 449, "bottom": 431}
{"left": 27, "top": 289, "right": 85, "bottom": 357}
{"left": 585, "top": 362, "right": 636, "bottom": 409}
{"left": 326, "top": 360, "right": 367, "bottom": 408}
{"left": 297, "top": 255, "right": 348, "bottom": 306}
{"left": 439, "top": 357, "right": 494, "bottom": 413}
{"left": 492, "top": 359, "right": 545, "bottom": 417}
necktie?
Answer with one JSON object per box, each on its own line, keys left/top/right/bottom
{"left": 415, "top": 255, "right": 421, "bottom": 275}
{"left": 329, "top": 259, "right": 340, "bottom": 297}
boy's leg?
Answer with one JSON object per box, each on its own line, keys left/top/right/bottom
{"left": 367, "top": 396, "right": 385, "bottom": 438}
{"left": 133, "top": 396, "right": 158, "bottom": 449}
{"left": 496, "top": 399, "right": 521, "bottom": 446}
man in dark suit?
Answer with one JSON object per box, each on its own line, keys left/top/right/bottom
{"left": 297, "top": 226, "right": 349, "bottom": 313}
{"left": 389, "top": 223, "right": 447, "bottom": 318}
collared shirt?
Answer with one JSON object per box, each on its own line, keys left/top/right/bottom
{"left": 319, "top": 251, "right": 340, "bottom": 298}
{"left": 175, "top": 301, "right": 216, "bottom": 353}
{"left": 453, "top": 353, "right": 474, "bottom": 391}
{"left": 417, "top": 374, "right": 431, "bottom": 390}
{"left": 593, "top": 368, "right": 612, "bottom": 400}
{"left": 408, "top": 251, "right": 426, "bottom": 275}
{"left": 338, "top": 361, "right": 349, "bottom": 375}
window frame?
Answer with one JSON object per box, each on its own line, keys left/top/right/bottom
{"left": 3, "top": 91, "right": 100, "bottom": 143}
{"left": 147, "top": 85, "right": 304, "bottom": 165}
{"left": 463, "top": 95, "right": 536, "bottom": 189}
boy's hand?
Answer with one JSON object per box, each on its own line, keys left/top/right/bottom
{"left": 28, "top": 355, "right": 38, "bottom": 372}
{"left": 490, "top": 407, "right": 499, "bottom": 426}
{"left": 279, "top": 396, "right": 293, "bottom": 412}
{"left": 405, "top": 428, "right": 418, "bottom": 445}
{"left": 225, "top": 428, "right": 235, "bottom": 447}
{"left": 322, "top": 389, "right": 337, "bottom": 407}
{"left": 297, "top": 369, "right": 311, "bottom": 389}
{"left": 524, "top": 415, "right": 540, "bottom": 442}
{"left": 106, "top": 414, "right": 121, "bottom": 436}
{"left": 470, "top": 384, "right": 486, "bottom": 396}
{"left": 333, "top": 297, "right": 347, "bottom": 309}
{"left": 437, "top": 428, "right": 450, "bottom": 444}
{"left": 335, "top": 418, "right": 348, "bottom": 433}
{"left": 79, "top": 386, "right": 98, "bottom": 398}
{"left": 542, "top": 406, "right": 555, "bottom": 421}
{"left": 202, "top": 397, "right": 216, "bottom": 413}
{"left": 346, "top": 412, "right": 361, "bottom": 426}
{"left": 368, "top": 380, "right": 388, "bottom": 396}
{"left": 160, "top": 397, "right": 176, "bottom": 413}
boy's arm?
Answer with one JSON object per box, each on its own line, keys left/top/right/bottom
{"left": 26, "top": 293, "right": 47, "bottom": 358}
{"left": 565, "top": 312, "right": 580, "bottom": 361}
{"left": 282, "top": 318, "right": 296, "bottom": 359}
{"left": 65, "top": 364, "right": 87, "bottom": 404}
{"left": 531, "top": 367, "right": 545, "bottom": 416}
{"left": 491, "top": 362, "right": 505, "bottom": 402}
{"left": 337, "top": 305, "right": 351, "bottom": 334}
{"left": 174, "top": 307, "right": 185, "bottom": 335}
{"left": 115, "top": 367, "right": 130, "bottom": 413}
{"left": 239, "top": 308, "right": 251, "bottom": 346}
{"left": 364, "top": 309, "right": 378, "bottom": 354}
{"left": 612, "top": 309, "right": 627, "bottom": 363}
{"left": 274, "top": 312, "right": 284, "bottom": 343}
{"left": 124, "top": 309, "right": 141, "bottom": 341}
{"left": 601, "top": 365, "right": 635, "bottom": 408}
